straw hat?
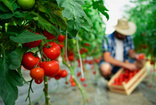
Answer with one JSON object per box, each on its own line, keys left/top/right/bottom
{"left": 115, "top": 18, "right": 136, "bottom": 35}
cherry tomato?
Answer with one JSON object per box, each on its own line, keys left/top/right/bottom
{"left": 35, "top": 78, "right": 43, "bottom": 84}
{"left": 83, "top": 83, "right": 87, "bottom": 87}
{"left": 65, "top": 81, "right": 68, "bottom": 85}
{"left": 80, "top": 77, "right": 85, "bottom": 82}
{"left": 17, "top": 0, "right": 35, "bottom": 10}
{"left": 77, "top": 72, "right": 81, "bottom": 77}
{"left": 68, "top": 55, "right": 74, "bottom": 61}
{"left": 22, "top": 52, "right": 41, "bottom": 70}
{"left": 61, "top": 70, "right": 68, "bottom": 78}
{"left": 57, "top": 35, "right": 65, "bottom": 42}
{"left": 40, "top": 61, "right": 59, "bottom": 77}
{"left": 30, "top": 67, "right": 44, "bottom": 80}
{"left": 43, "top": 29, "right": 55, "bottom": 40}
{"left": 71, "top": 82, "right": 76, "bottom": 87}
{"left": 93, "top": 71, "right": 96, "bottom": 75}
{"left": 43, "top": 42, "right": 61, "bottom": 60}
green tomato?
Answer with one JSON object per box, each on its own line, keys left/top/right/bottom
{"left": 17, "top": 0, "right": 35, "bottom": 10}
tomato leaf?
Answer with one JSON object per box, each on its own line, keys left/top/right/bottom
{"left": 56, "top": 0, "right": 86, "bottom": 30}
{"left": 0, "top": 58, "right": 23, "bottom": 105}
{"left": 1, "top": 0, "right": 14, "bottom": 12}
{"left": 8, "top": 51, "right": 21, "bottom": 70}
{"left": 10, "top": 30, "right": 47, "bottom": 43}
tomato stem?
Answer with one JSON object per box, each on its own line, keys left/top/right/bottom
{"left": 43, "top": 76, "right": 50, "bottom": 105}
{"left": 25, "top": 79, "right": 34, "bottom": 105}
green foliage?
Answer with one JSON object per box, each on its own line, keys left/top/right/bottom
{"left": 0, "top": 49, "right": 23, "bottom": 105}
{"left": 125, "top": 0, "right": 156, "bottom": 59}
{"left": 10, "top": 30, "right": 47, "bottom": 43}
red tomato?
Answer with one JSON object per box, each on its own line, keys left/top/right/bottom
{"left": 53, "top": 68, "right": 62, "bottom": 77}
{"left": 54, "top": 76, "right": 61, "bottom": 80}
{"left": 57, "top": 35, "right": 65, "bottom": 42}
{"left": 57, "top": 41, "right": 64, "bottom": 49}
{"left": 93, "top": 71, "right": 96, "bottom": 75}
{"left": 40, "top": 61, "right": 59, "bottom": 77}
{"left": 84, "top": 43, "right": 90, "bottom": 47}
{"left": 43, "top": 29, "right": 55, "bottom": 40}
{"left": 77, "top": 72, "right": 81, "bottom": 77}
{"left": 80, "top": 77, "right": 85, "bottom": 82}
{"left": 43, "top": 42, "right": 61, "bottom": 60}
{"left": 68, "top": 55, "right": 74, "bottom": 61}
{"left": 22, "top": 52, "right": 41, "bottom": 70}
{"left": 30, "top": 67, "right": 44, "bottom": 80}
{"left": 69, "top": 76, "right": 74, "bottom": 83}
{"left": 71, "top": 82, "right": 76, "bottom": 87}
{"left": 35, "top": 78, "right": 43, "bottom": 84}
{"left": 83, "top": 48, "right": 88, "bottom": 53}
{"left": 138, "top": 54, "right": 145, "bottom": 60}
{"left": 61, "top": 70, "right": 68, "bottom": 78}
{"left": 65, "top": 81, "right": 68, "bottom": 85}
{"left": 68, "top": 51, "right": 74, "bottom": 56}
{"left": 83, "top": 83, "right": 87, "bottom": 87}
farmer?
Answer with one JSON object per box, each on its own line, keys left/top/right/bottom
{"left": 99, "top": 18, "right": 145, "bottom": 80}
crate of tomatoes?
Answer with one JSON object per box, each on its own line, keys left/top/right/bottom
{"left": 107, "top": 64, "right": 147, "bottom": 95}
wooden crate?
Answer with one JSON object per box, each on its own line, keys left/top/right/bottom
{"left": 107, "top": 64, "right": 147, "bottom": 95}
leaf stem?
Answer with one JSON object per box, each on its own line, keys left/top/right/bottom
{"left": 43, "top": 76, "right": 50, "bottom": 105}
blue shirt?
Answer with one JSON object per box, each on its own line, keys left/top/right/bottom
{"left": 101, "top": 32, "right": 134, "bottom": 62}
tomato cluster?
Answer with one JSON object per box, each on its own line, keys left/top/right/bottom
{"left": 22, "top": 30, "right": 67, "bottom": 84}
{"left": 69, "top": 76, "right": 76, "bottom": 87}
{"left": 112, "top": 69, "right": 140, "bottom": 85}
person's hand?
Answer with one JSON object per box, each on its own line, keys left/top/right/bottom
{"left": 123, "top": 63, "right": 137, "bottom": 71}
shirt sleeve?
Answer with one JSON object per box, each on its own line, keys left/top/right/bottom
{"left": 102, "top": 36, "right": 111, "bottom": 53}
{"left": 129, "top": 36, "right": 135, "bottom": 49}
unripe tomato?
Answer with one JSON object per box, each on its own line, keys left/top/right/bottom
{"left": 40, "top": 61, "right": 59, "bottom": 77}
{"left": 57, "top": 35, "right": 65, "bottom": 42}
{"left": 17, "top": 0, "right": 35, "bottom": 10}
{"left": 43, "top": 29, "right": 55, "bottom": 40}
{"left": 61, "top": 70, "right": 68, "bottom": 78}
{"left": 43, "top": 42, "right": 61, "bottom": 60}
{"left": 22, "top": 52, "right": 41, "bottom": 70}
{"left": 30, "top": 68, "right": 44, "bottom": 80}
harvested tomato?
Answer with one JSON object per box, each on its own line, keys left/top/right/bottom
{"left": 22, "top": 52, "right": 41, "bottom": 70}
{"left": 43, "top": 42, "right": 61, "bottom": 60}
{"left": 40, "top": 61, "right": 59, "bottom": 77}
{"left": 43, "top": 29, "right": 55, "bottom": 40}
{"left": 61, "top": 70, "right": 68, "bottom": 78}
{"left": 138, "top": 54, "right": 145, "bottom": 60}
{"left": 57, "top": 35, "right": 65, "bottom": 42}
{"left": 30, "top": 67, "right": 44, "bottom": 80}
{"left": 35, "top": 78, "right": 43, "bottom": 84}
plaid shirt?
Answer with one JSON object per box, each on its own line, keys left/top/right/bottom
{"left": 101, "top": 32, "right": 134, "bottom": 62}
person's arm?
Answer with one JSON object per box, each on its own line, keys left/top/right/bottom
{"left": 128, "top": 49, "right": 138, "bottom": 59}
{"left": 103, "top": 52, "right": 137, "bottom": 70}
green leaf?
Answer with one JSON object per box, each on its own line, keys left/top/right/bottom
{"left": 57, "top": 0, "right": 86, "bottom": 30}
{"left": 8, "top": 51, "right": 21, "bottom": 70}
{"left": 10, "top": 30, "right": 47, "bottom": 43}
{"left": 0, "top": 12, "right": 14, "bottom": 19}
{"left": 0, "top": 2, "right": 10, "bottom": 12}
{"left": 1, "top": 0, "right": 14, "bottom": 12}
{"left": 0, "top": 57, "right": 23, "bottom": 105}
{"left": 37, "top": 14, "right": 59, "bottom": 37}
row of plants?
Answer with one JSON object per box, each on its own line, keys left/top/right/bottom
{"left": 0, "top": 0, "right": 108, "bottom": 105}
